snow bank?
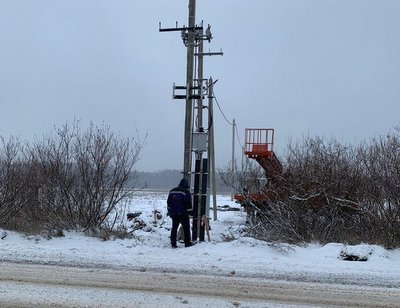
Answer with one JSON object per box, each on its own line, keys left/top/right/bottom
{"left": 1, "top": 193, "right": 400, "bottom": 288}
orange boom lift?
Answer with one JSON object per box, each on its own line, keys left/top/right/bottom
{"left": 234, "top": 128, "right": 282, "bottom": 203}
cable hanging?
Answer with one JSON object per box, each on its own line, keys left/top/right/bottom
{"left": 212, "top": 90, "right": 233, "bottom": 126}
{"left": 212, "top": 89, "right": 243, "bottom": 148}
{"left": 235, "top": 124, "right": 243, "bottom": 149}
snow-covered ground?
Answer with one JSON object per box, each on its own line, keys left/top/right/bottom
{"left": 1, "top": 192, "right": 400, "bottom": 306}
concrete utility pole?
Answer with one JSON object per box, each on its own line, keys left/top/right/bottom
{"left": 183, "top": 0, "right": 197, "bottom": 183}
{"left": 231, "top": 118, "right": 236, "bottom": 201}
{"left": 195, "top": 31, "right": 204, "bottom": 240}
{"left": 208, "top": 78, "right": 218, "bottom": 221}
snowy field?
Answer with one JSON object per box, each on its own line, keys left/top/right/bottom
{"left": 1, "top": 192, "right": 400, "bottom": 306}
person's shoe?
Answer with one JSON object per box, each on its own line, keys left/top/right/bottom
{"left": 185, "top": 242, "right": 194, "bottom": 247}
{"left": 171, "top": 244, "right": 178, "bottom": 249}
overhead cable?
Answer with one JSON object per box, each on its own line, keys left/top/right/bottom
{"left": 212, "top": 90, "right": 243, "bottom": 148}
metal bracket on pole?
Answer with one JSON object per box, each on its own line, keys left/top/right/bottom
{"left": 194, "top": 49, "right": 224, "bottom": 57}
{"left": 159, "top": 22, "right": 203, "bottom": 33}
{"left": 159, "top": 22, "right": 204, "bottom": 47}
{"left": 172, "top": 83, "right": 205, "bottom": 100}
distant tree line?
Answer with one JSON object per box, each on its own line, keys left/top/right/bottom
{"left": 222, "top": 127, "right": 400, "bottom": 248}
{"left": 136, "top": 169, "right": 231, "bottom": 193}
{"left": 0, "top": 121, "right": 142, "bottom": 235}
{"left": 135, "top": 169, "right": 182, "bottom": 191}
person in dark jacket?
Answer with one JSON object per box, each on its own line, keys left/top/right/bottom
{"left": 167, "top": 178, "right": 193, "bottom": 248}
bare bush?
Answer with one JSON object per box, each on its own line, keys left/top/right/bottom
{"left": 359, "top": 131, "right": 400, "bottom": 248}
{"left": 229, "top": 132, "right": 400, "bottom": 248}
{"left": 0, "top": 121, "right": 144, "bottom": 234}
{"left": 0, "top": 137, "right": 28, "bottom": 228}
{"left": 276, "top": 137, "right": 364, "bottom": 243}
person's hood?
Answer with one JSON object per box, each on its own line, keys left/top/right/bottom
{"left": 178, "top": 178, "right": 189, "bottom": 189}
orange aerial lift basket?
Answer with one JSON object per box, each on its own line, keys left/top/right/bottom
{"left": 234, "top": 128, "right": 283, "bottom": 204}
{"left": 244, "top": 128, "right": 283, "bottom": 178}
{"left": 244, "top": 128, "right": 275, "bottom": 158}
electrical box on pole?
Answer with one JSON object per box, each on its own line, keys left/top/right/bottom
{"left": 192, "top": 131, "right": 208, "bottom": 152}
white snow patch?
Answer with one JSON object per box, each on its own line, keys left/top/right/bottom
{"left": 1, "top": 193, "right": 400, "bottom": 300}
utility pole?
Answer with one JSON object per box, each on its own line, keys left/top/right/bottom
{"left": 195, "top": 31, "right": 204, "bottom": 241}
{"left": 183, "top": 0, "right": 197, "bottom": 183}
{"left": 208, "top": 78, "right": 218, "bottom": 221}
{"left": 231, "top": 118, "right": 236, "bottom": 201}
{"left": 160, "top": 1, "right": 223, "bottom": 241}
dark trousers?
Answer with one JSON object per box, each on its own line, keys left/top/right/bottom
{"left": 171, "top": 215, "right": 191, "bottom": 246}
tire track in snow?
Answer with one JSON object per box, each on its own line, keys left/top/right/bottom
{"left": 1, "top": 262, "right": 399, "bottom": 307}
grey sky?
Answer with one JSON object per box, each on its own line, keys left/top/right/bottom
{"left": 0, "top": 1, "right": 399, "bottom": 171}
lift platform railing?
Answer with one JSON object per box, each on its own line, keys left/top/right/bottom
{"left": 244, "top": 128, "right": 275, "bottom": 158}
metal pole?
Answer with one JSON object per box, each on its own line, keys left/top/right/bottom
{"left": 183, "top": 0, "right": 196, "bottom": 183}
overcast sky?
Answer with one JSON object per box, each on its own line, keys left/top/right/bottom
{"left": 0, "top": 0, "right": 399, "bottom": 171}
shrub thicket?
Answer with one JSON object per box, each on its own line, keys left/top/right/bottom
{"left": 0, "top": 121, "right": 143, "bottom": 235}
{"left": 229, "top": 129, "right": 400, "bottom": 248}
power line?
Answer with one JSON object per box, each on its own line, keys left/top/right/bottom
{"left": 235, "top": 123, "right": 243, "bottom": 149}
{"left": 212, "top": 90, "right": 243, "bottom": 149}
{"left": 212, "top": 90, "right": 232, "bottom": 126}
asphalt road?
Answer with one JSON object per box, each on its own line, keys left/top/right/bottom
{"left": 1, "top": 262, "right": 399, "bottom": 307}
